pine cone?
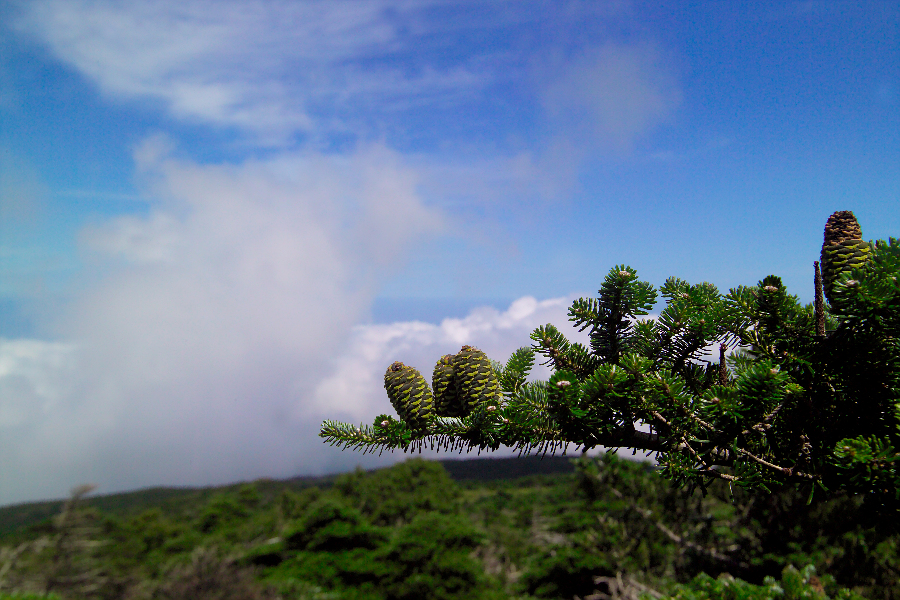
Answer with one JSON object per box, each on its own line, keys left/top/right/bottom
{"left": 453, "top": 345, "right": 502, "bottom": 414}
{"left": 384, "top": 362, "right": 434, "bottom": 429}
{"left": 433, "top": 354, "right": 466, "bottom": 417}
{"left": 821, "top": 211, "right": 869, "bottom": 304}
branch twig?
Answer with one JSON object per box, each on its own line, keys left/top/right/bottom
{"left": 735, "top": 447, "right": 817, "bottom": 480}
{"left": 603, "top": 481, "right": 747, "bottom": 570}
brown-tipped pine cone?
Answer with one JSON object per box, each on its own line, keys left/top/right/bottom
{"left": 432, "top": 354, "right": 466, "bottom": 417}
{"left": 384, "top": 362, "right": 434, "bottom": 429}
{"left": 821, "top": 211, "right": 869, "bottom": 304}
{"left": 453, "top": 345, "right": 502, "bottom": 414}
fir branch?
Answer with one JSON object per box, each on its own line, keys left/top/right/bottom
{"left": 734, "top": 447, "right": 817, "bottom": 480}
{"left": 603, "top": 481, "right": 748, "bottom": 570}
{"left": 321, "top": 227, "right": 900, "bottom": 509}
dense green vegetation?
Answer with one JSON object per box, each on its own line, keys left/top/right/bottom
{"left": 0, "top": 455, "right": 894, "bottom": 599}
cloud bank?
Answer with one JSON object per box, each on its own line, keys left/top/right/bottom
{"left": 0, "top": 286, "right": 585, "bottom": 506}
{"left": 0, "top": 136, "right": 594, "bottom": 505}
{"left": 0, "top": 140, "right": 439, "bottom": 503}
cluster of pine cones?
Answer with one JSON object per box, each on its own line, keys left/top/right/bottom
{"left": 383, "top": 345, "right": 502, "bottom": 429}
{"left": 380, "top": 212, "right": 869, "bottom": 430}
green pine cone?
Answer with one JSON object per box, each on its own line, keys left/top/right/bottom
{"left": 821, "top": 211, "right": 869, "bottom": 304}
{"left": 433, "top": 354, "right": 466, "bottom": 417}
{"left": 821, "top": 240, "right": 869, "bottom": 304}
{"left": 453, "top": 345, "right": 502, "bottom": 414}
{"left": 384, "top": 361, "right": 434, "bottom": 429}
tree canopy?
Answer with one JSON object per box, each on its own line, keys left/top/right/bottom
{"left": 321, "top": 211, "right": 900, "bottom": 516}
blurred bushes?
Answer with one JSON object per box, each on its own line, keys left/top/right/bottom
{"left": 663, "top": 565, "right": 865, "bottom": 600}
{"left": 0, "top": 456, "right": 896, "bottom": 599}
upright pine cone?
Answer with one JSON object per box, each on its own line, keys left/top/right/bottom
{"left": 821, "top": 210, "right": 869, "bottom": 304}
{"left": 433, "top": 354, "right": 466, "bottom": 417}
{"left": 384, "top": 362, "right": 434, "bottom": 429}
{"left": 453, "top": 345, "right": 501, "bottom": 414}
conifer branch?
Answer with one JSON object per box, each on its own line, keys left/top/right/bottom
{"left": 322, "top": 214, "right": 900, "bottom": 509}
{"left": 604, "top": 482, "right": 748, "bottom": 570}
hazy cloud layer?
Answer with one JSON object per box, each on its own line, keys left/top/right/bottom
{"left": 0, "top": 285, "right": 589, "bottom": 505}
{"left": 0, "top": 135, "right": 593, "bottom": 505}
{"left": 0, "top": 146, "right": 62, "bottom": 303}
{"left": 0, "top": 140, "right": 443, "bottom": 504}
{"left": 542, "top": 42, "right": 680, "bottom": 154}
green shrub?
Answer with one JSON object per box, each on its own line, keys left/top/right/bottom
{"left": 197, "top": 495, "right": 249, "bottom": 534}
{"left": 333, "top": 459, "right": 461, "bottom": 526}
{"left": 273, "top": 548, "right": 388, "bottom": 594}
{"left": 380, "top": 512, "right": 488, "bottom": 600}
{"left": 285, "top": 498, "right": 386, "bottom": 552}
{"left": 664, "top": 565, "right": 865, "bottom": 600}
{"left": 241, "top": 539, "right": 285, "bottom": 567}
{"left": 518, "top": 544, "right": 614, "bottom": 599}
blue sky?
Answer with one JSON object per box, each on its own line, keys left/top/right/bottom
{"left": 0, "top": 0, "right": 897, "bottom": 505}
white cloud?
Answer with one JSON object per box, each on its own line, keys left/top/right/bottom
{"left": 313, "top": 296, "right": 588, "bottom": 422}
{"left": 0, "top": 139, "right": 446, "bottom": 505}
{"left": 13, "top": 0, "right": 676, "bottom": 158}
{"left": 0, "top": 138, "right": 658, "bottom": 504}
{"left": 13, "top": 0, "right": 489, "bottom": 144}
{"left": 0, "top": 339, "right": 76, "bottom": 428}
{"left": 541, "top": 42, "right": 681, "bottom": 154}
{"left": 0, "top": 282, "right": 594, "bottom": 504}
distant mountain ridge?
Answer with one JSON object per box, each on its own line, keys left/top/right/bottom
{"left": 0, "top": 454, "right": 578, "bottom": 536}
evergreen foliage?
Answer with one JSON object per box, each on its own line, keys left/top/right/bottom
{"left": 321, "top": 212, "right": 900, "bottom": 517}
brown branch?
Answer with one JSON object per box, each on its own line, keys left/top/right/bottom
{"left": 718, "top": 343, "right": 728, "bottom": 385}
{"left": 594, "top": 428, "right": 671, "bottom": 453}
{"left": 576, "top": 414, "right": 816, "bottom": 483}
{"left": 696, "top": 468, "right": 739, "bottom": 482}
{"left": 814, "top": 261, "right": 826, "bottom": 337}
{"left": 741, "top": 403, "right": 783, "bottom": 438}
{"left": 735, "top": 447, "right": 817, "bottom": 480}
{"left": 686, "top": 411, "right": 718, "bottom": 433}
{"left": 680, "top": 436, "right": 713, "bottom": 470}
{"left": 649, "top": 409, "right": 672, "bottom": 429}
{"left": 587, "top": 573, "right": 664, "bottom": 600}
{"left": 603, "top": 481, "right": 747, "bottom": 571}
